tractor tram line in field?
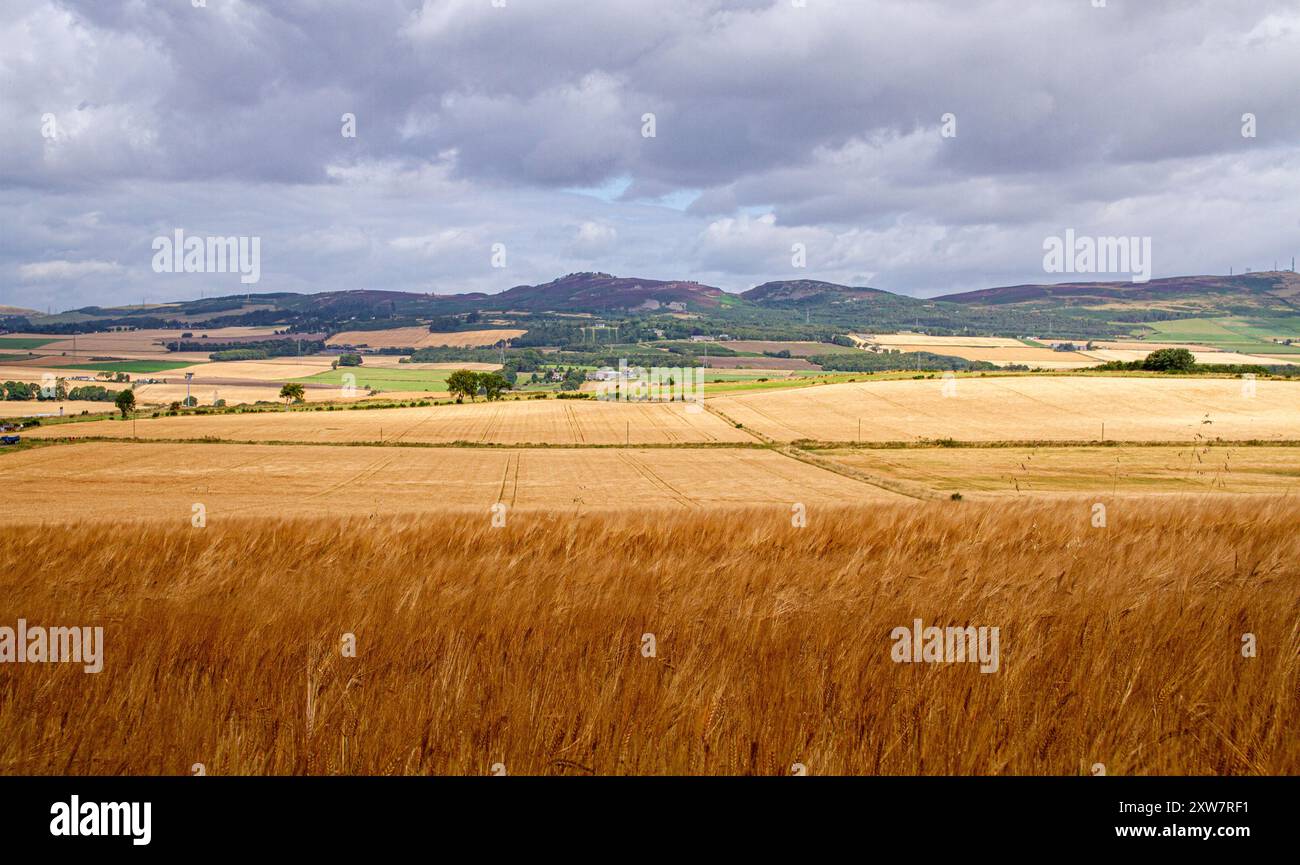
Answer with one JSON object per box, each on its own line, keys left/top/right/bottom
{"left": 4, "top": 375, "right": 1300, "bottom": 521}
{"left": 10, "top": 432, "right": 1300, "bottom": 525}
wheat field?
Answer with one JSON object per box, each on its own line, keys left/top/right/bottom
{"left": 0, "top": 442, "right": 897, "bottom": 524}
{"left": 27, "top": 398, "right": 753, "bottom": 445}
{"left": 1, "top": 499, "right": 1294, "bottom": 775}
{"left": 711, "top": 376, "right": 1300, "bottom": 442}
{"left": 820, "top": 445, "right": 1300, "bottom": 496}
{"left": 326, "top": 327, "right": 527, "bottom": 349}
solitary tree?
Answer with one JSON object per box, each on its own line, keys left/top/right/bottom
{"left": 1143, "top": 347, "right": 1196, "bottom": 372}
{"left": 446, "top": 369, "right": 480, "bottom": 402}
{"left": 114, "top": 388, "right": 135, "bottom": 419}
{"left": 279, "top": 382, "right": 306, "bottom": 405}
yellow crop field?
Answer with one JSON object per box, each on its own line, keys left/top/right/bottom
{"left": 1058, "top": 340, "right": 1205, "bottom": 352}
{"left": 128, "top": 382, "right": 367, "bottom": 407}
{"left": 885, "top": 344, "right": 1095, "bottom": 367}
{"left": 6, "top": 327, "right": 281, "bottom": 359}
{"left": 711, "top": 376, "right": 1300, "bottom": 442}
{"left": 0, "top": 400, "right": 116, "bottom": 419}
{"left": 1082, "top": 349, "right": 1300, "bottom": 366}
{"left": 0, "top": 442, "right": 894, "bottom": 525}
{"left": 167, "top": 357, "right": 336, "bottom": 380}
{"left": 858, "top": 333, "right": 1029, "bottom": 348}
{"left": 0, "top": 499, "right": 1294, "bottom": 774}
{"left": 818, "top": 445, "right": 1300, "bottom": 497}
{"left": 28, "top": 398, "right": 754, "bottom": 445}
{"left": 327, "top": 327, "right": 527, "bottom": 349}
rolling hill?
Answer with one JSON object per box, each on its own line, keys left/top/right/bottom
{"left": 494, "top": 272, "right": 726, "bottom": 312}
{"left": 936, "top": 271, "right": 1300, "bottom": 316}
{"left": 6, "top": 271, "right": 1298, "bottom": 344}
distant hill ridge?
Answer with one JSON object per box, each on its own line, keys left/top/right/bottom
{"left": 8, "top": 270, "right": 1299, "bottom": 319}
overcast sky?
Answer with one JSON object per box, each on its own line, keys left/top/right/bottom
{"left": 3, "top": 0, "right": 1299, "bottom": 312}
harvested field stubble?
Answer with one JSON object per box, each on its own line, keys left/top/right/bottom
{"left": 1, "top": 499, "right": 1295, "bottom": 775}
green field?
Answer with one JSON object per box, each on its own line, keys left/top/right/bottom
{"left": 703, "top": 371, "right": 887, "bottom": 395}
{"left": 64, "top": 360, "right": 199, "bottom": 374}
{"left": 295, "top": 367, "right": 454, "bottom": 393}
{"left": 1144, "top": 317, "right": 1300, "bottom": 354}
{"left": 0, "top": 337, "right": 58, "bottom": 350}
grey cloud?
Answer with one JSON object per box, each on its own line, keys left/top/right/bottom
{"left": 2, "top": 0, "right": 1299, "bottom": 309}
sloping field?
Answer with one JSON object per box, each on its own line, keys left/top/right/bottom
{"left": 1083, "top": 349, "right": 1300, "bottom": 366}
{"left": 360, "top": 357, "right": 500, "bottom": 371}
{"left": 0, "top": 364, "right": 108, "bottom": 382}
{"left": 294, "top": 367, "right": 456, "bottom": 394}
{"left": 704, "top": 356, "right": 821, "bottom": 371}
{"left": 0, "top": 362, "right": 205, "bottom": 383}
{"left": 721, "top": 340, "right": 859, "bottom": 357}
{"left": 169, "top": 357, "right": 336, "bottom": 380}
{"left": 327, "top": 327, "right": 526, "bottom": 349}
{"left": 1052, "top": 340, "right": 1205, "bottom": 352}
{"left": 0, "top": 400, "right": 116, "bottom": 419}
{"left": 710, "top": 376, "right": 1300, "bottom": 442}
{"left": 820, "top": 445, "right": 1300, "bottom": 497}
{"left": 1144, "top": 317, "right": 1300, "bottom": 353}
{"left": 27, "top": 398, "right": 754, "bottom": 445}
{"left": 859, "top": 334, "right": 1028, "bottom": 348}
{"left": 129, "top": 382, "right": 360, "bottom": 407}
{"left": 0, "top": 442, "right": 894, "bottom": 524}
{"left": 0, "top": 350, "right": 214, "bottom": 367}
{"left": 886, "top": 344, "right": 1095, "bottom": 367}
{"left": 7, "top": 327, "right": 281, "bottom": 358}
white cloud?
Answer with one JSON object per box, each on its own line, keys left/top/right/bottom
{"left": 569, "top": 221, "right": 619, "bottom": 257}
{"left": 18, "top": 259, "right": 123, "bottom": 281}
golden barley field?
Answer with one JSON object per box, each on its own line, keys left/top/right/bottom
{"left": 0, "top": 442, "right": 896, "bottom": 524}
{"left": 885, "top": 347, "right": 1095, "bottom": 368}
{"left": 0, "top": 499, "right": 1295, "bottom": 775}
{"left": 819, "top": 445, "right": 1300, "bottom": 497}
{"left": 6, "top": 441, "right": 1298, "bottom": 526}
{"left": 711, "top": 376, "right": 1300, "bottom": 442}
{"left": 326, "top": 327, "right": 526, "bottom": 349}
{"left": 27, "top": 398, "right": 753, "bottom": 445}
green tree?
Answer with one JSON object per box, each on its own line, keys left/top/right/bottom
{"left": 279, "top": 382, "right": 306, "bottom": 405}
{"left": 115, "top": 389, "right": 136, "bottom": 418}
{"left": 1143, "top": 347, "right": 1196, "bottom": 372}
{"left": 479, "top": 372, "right": 509, "bottom": 401}
{"left": 446, "top": 369, "right": 481, "bottom": 402}
{"left": 560, "top": 368, "right": 585, "bottom": 391}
